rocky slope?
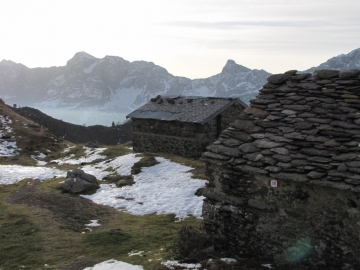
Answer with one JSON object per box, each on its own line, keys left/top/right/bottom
{"left": 303, "top": 48, "right": 360, "bottom": 73}
{"left": 8, "top": 106, "right": 132, "bottom": 145}
{"left": 0, "top": 98, "right": 68, "bottom": 164}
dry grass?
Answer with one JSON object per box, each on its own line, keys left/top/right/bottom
{"left": 0, "top": 177, "right": 203, "bottom": 270}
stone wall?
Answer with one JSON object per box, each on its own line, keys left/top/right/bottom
{"left": 132, "top": 104, "right": 243, "bottom": 157}
{"left": 201, "top": 69, "right": 360, "bottom": 269}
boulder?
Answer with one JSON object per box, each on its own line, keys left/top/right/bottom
{"left": 62, "top": 169, "right": 99, "bottom": 194}
{"left": 116, "top": 175, "right": 135, "bottom": 187}
{"left": 267, "top": 73, "right": 292, "bottom": 84}
{"left": 339, "top": 69, "right": 360, "bottom": 79}
{"left": 313, "top": 69, "right": 339, "bottom": 79}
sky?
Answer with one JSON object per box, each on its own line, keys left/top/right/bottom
{"left": 1, "top": 0, "right": 360, "bottom": 79}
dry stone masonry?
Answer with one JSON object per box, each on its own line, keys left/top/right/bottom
{"left": 201, "top": 69, "right": 360, "bottom": 269}
{"left": 128, "top": 96, "right": 246, "bottom": 158}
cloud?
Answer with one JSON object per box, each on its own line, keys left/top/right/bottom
{"left": 160, "top": 20, "right": 318, "bottom": 29}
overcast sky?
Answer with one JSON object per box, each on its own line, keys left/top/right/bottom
{"left": 1, "top": 0, "right": 360, "bottom": 79}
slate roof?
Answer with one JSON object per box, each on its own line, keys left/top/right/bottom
{"left": 126, "top": 96, "right": 247, "bottom": 125}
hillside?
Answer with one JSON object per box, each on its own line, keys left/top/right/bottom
{"left": 8, "top": 105, "right": 132, "bottom": 145}
{"left": 0, "top": 98, "right": 69, "bottom": 165}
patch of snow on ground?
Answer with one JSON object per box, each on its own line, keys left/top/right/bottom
{"left": 51, "top": 147, "right": 107, "bottom": 165}
{"left": 83, "top": 259, "right": 143, "bottom": 270}
{"left": 82, "top": 157, "right": 206, "bottom": 218}
{"left": 161, "top": 261, "right": 202, "bottom": 269}
{"left": 0, "top": 115, "right": 19, "bottom": 156}
{"left": 0, "top": 165, "right": 64, "bottom": 185}
{"left": 81, "top": 153, "right": 141, "bottom": 179}
{"left": 220, "top": 258, "right": 237, "bottom": 263}
{"left": 31, "top": 152, "right": 47, "bottom": 165}
{"left": 86, "top": 220, "right": 101, "bottom": 227}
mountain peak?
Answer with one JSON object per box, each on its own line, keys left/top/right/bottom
{"left": 303, "top": 47, "right": 360, "bottom": 73}
{"left": 0, "top": 59, "right": 17, "bottom": 67}
{"left": 221, "top": 59, "right": 250, "bottom": 74}
{"left": 74, "top": 51, "right": 96, "bottom": 60}
{"left": 66, "top": 52, "right": 97, "bottom": 66}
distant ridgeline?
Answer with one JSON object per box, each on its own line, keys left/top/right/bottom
{"left": 9, "top": 106, "right": 132, "bottom": 145}
{"left": 201, "top": 69, "right": 360, "bottom": 269}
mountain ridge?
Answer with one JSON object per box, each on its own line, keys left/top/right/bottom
{"left": 1, "top": 48, "right": 360, "bottom": 125}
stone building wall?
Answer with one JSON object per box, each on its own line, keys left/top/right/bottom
{"left": 201, "top": 69, "right": 360, "bottom": 269}
{"left": 132, "top": 104, "right": 244, "bottom": 158}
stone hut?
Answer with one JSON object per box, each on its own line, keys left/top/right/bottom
{"left": 126, "top": 95, "right": 247, "bottom": 157}
{"left": 201, "top": 69, "right": 360, "bottom": 269}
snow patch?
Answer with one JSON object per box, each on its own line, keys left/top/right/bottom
{"left": 84, "top": 62, "right": 98, "bottom": 74}
{"left": 82, "top": 156, "right": 206, "bottom": 218}
{"left": 83, "top": 259, "right": 143, "bottom": 270}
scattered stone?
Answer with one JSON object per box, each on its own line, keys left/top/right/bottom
{"left": 239, "top": 143, "right": 260, "bottom": 153}
{"left": 307, "top": 171, "right": 326, "bottom": 179}
{"left": 267, "top": 73, "right": 292, "bottom": 84}
{"left": 253, "top": 139, "right": 284, "bottom": 149}
{"left": 270, "top": 172, "right": 308, "bottom": 182}
{"left": 314, "top": 69, "right": 340, "bottom": 79}
{"left": 116, "top": 175, "right": 135, "bottom": 187}
{"left": 339, "top": 69, "right": 360, "bottom": 79}
{"left": 62, "top": 169, "right": 99, "bottom": 194}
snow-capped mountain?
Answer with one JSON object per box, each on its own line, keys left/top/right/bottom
{"left": 0, "top": 52, "right": 270, "bottom": 113}
{"left": 303, "top": 48, "right": 360, "bottom": 73}
{"left": 1, "top": 48, "right": 360, "bottom": 126}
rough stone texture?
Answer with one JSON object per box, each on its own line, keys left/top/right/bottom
{"left": 62, "top": 169, "right": 99, "bottom": 194}
{"left": 132, "top": 104, "right": 244, "bottom": 158}
{"left": 201, "top": 70, "right": 360, "bottom": 269}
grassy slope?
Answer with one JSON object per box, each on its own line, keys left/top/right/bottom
{"left": 0, "top": 102, "right": 264, "bottom": 270}
{"left": 0, "top": 104, "right": 204, "bottom": 269}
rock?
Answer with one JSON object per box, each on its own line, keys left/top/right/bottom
{"left": 239, "top": 143, "right": 260, "bottom": 153}
{"left": 284, "top": 70, "right": 297, "bottom": 75}
{"left": 273, "top": 154, "right": 292, "bottom": 163}
{"left": 310, "top": 180, "right": 352, "bottom": 190}
{"left": 86, "top": 141, "right": 99, "bottom": 148}
{"left": 116, "top": 175, "right": 135, "bottom": 187}
{"left": 270, "top": 172, "right": 309, "bottom": 182}
{"left": 62, "top": 169, "right": 99, "bottom": 194}
{"left": 222, "top": 130, "right": 253, "bottom": 142}
{"left": 243, "top": 153, "right": 263, "bottom": 161}
{"left": 339, "top": 69, "right": 360, "bottom": 79}
{"left": 267, "top": 73, "right": 292, "bottom": 84}
{"left": 337, "top": 163, "right": 348, "bottom": 172}
{"left": 253, "top": 139, "right": 284, "bottom": 149}
{"left": 281, "top": 109, "right": 296, "bottom": 115}
{"left": 270, "top": 147, "right": 289, "bottom": 155}
{"left": 231, "top": 120, "right": 263, "bottom": 133}
{"left": 248, "top": 199, "right": 273, "bottom": 210}
{"left": 244, "top": 107, "right": 269, "bottom": 118}
{"left": 333, "top": 153, "right": 359, "bottom": 161}
{"left": 291, "top": 73, "right": 311, "bottom": 81}
{"left": 300, "top": 148, "right": 332, "bottom": 157}
{"left": 284, "top": 105, "right": 311, "bottom": 111}
{"left": 299, "top": 83, "right": 322, "bottom": 90}
{"left": 206, "top": 145, "right": 241, "bottom": 157}
{"left": 284, "top": 132, "right": 307, "bottom": 140}
{"left": 314, "top": 69, "right": 340, "bottom": 79}
{"left": 265, "top": 166, "right": 281, "bottom": 173}
{"left": 307, "top": 171, "right": 326, "bottom": 179}
{"left": 234, "top": 165, "right": 268, "bottom": 175}
{"left": 294, "top": 122, "right": 313, "bottom": 130}
{"left": 265, "top": 133, "right": 292, "bottom": 142}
